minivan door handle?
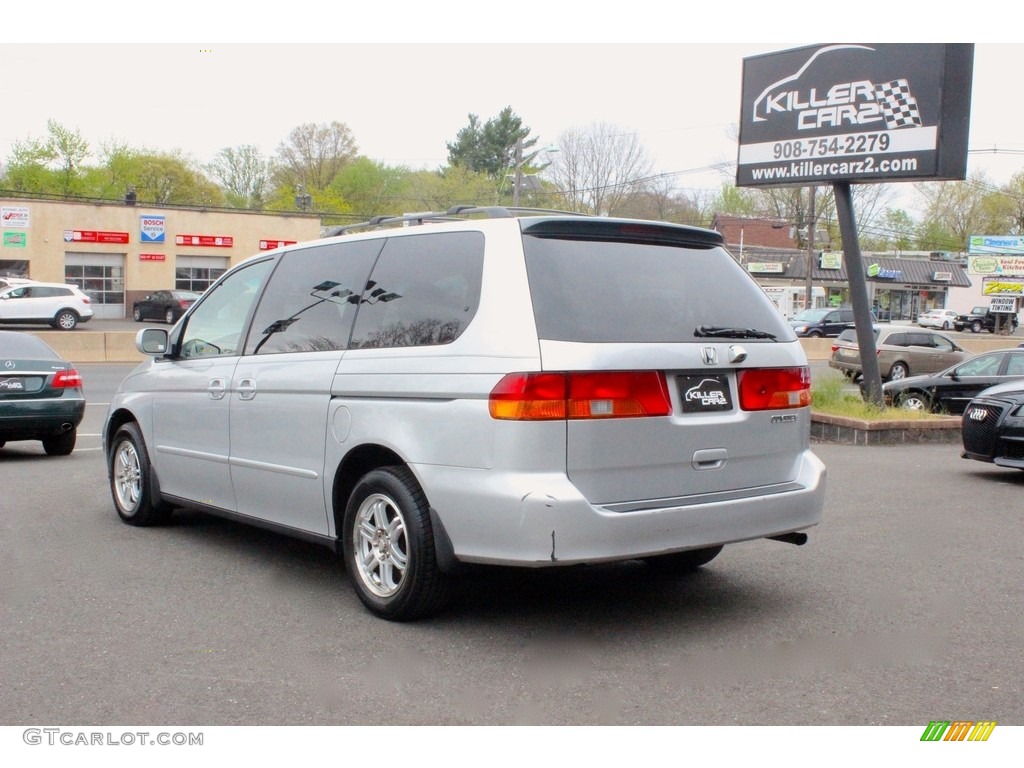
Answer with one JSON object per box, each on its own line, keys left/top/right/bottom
{"left": 208, "top": 378, "right": 227, "bottom": 400}
{"left": 692, "top": 448, "right": 727, "bottom": 470}
{"left": 237, "top": 378, "right": 257, "bottom": 401}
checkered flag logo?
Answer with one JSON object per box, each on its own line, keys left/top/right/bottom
{"left": 874, "top": 79, "right": 923, "bottom": 129}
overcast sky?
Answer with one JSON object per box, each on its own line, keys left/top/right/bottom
{"left": 3, "top": 8, "right": 1021, "bottom": 211}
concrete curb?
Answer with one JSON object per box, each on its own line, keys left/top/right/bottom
{"left": 810, "top": 411, "right": 962, "bottom": 445}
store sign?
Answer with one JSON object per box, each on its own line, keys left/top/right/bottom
{"left": 139, "top": 253, "right": 166, "bottom": 262}
{"left": 175, "top": 234, "right": 234, "bottom": 248}
{"left": 932, "top": 271, "right": 952, "bottom": 282}
{"left": 747, "top": 262, "right": 785, "bottom": 274}
{"left": 63, "top": 230, "right": 130, "bottom": 244}
{"left": 259, "top": 239, "right": 297, "bottom": 251}
{"left": 819, "top": 251, "right": 843, "bottom": 269}
{"left": 968, "top": 235, "right": 1024, "bottom": 255}
{"left": 967, "top": 255, "right": 1024, "bottom": 276}
{"left": 867, "top": 264, "right": 902, "bottom": 280}
{"left": 737, "top": 44, "right": 973, "bottom": 187}
{"left": 141, "top": 215, "right": 166, "bottom": 243}
{"left": 990, "top": 297, "right": 1018, "bottom": 312}
{"left": 2, "top": 231, "right": 27, "bottom": 248}
{"left": 982, "top": 279, "right": 1024, "bottom": 297}
{"left": 1, "top": 206, "right": 30, "bottom": 228}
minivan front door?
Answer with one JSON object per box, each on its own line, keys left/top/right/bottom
{"left": 150, "top": 258, "right": 275, "bottom": 513}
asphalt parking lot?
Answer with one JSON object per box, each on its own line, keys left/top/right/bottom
{"left": 1, "top": 364, "right": 1023, "bottom": 727}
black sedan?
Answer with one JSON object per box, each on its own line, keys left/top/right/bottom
{"left": 0, "top": 331, "right": 85, "bottom": 455}
{"left": 882, "top": 347, "right": 1024, "bottom": 414}
{"left": 132, "top": 290, "right": 200, "bottom": 324}
{"left": 961, "top": 380, "right": 1024, "bottom": 470}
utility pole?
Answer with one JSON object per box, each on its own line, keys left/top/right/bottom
{"left": 804, "top": 186, "right": 816, "bottom": 310}
{"left": 512, "top": 140, "right": 524, "bottom": 208}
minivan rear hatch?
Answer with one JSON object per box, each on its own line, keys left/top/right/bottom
{"left": 520, "top": 218, "right": 811, "bottom": 507}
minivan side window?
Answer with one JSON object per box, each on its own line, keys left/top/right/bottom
{"left": 245, "top": 240, "right": 381, "bottom": 355}
{"left": 178, "top": 259, "right": 274, "bottom": 359}
{"left": 349, "top": 231, "right": 484, "bottom": 349}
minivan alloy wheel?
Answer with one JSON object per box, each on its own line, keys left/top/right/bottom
{"left": 353, "top": 492, "right": 409, "bottom": 598}
{"left": 342, "top": 466, "right": 449, "bottom": 621}
{"left": 109, "top": 422, "right": 172, "bottom": 526}
{"left": 113, "top": 439, "right": 143, "bottom": 512}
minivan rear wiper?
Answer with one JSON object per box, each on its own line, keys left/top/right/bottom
{"left": 694, "top": 325, "right": 777, "bottom": 340}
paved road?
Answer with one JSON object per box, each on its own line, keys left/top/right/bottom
{"left": 1, "top": 365, "right": 1022, "bottom": 729}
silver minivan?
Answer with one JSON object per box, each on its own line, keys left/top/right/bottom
{"left": 103, "top": 211, "right": 826, "bottom": 620}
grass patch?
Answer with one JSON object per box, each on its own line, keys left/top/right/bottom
{"left": 811, "top": 372, "right": 943, "bottom": 421}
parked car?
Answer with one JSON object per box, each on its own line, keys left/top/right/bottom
{"left": 132, "top": 290, "right": 201, "bottom": 324}
{"left": 917, "top": 308, "right": 960, "bottom": 330}
{"left": 0, "top": 276, "right": 36, "bottom": 290}
{"left": 960, "top": 380, "right": 1024, "bottom": 469}
{"left": 954, "top": 305, "right": 1019, "bottom": 334}
{"left": 828, "top": 326, "right": 968, "bottom": 382}
{"left": 788, "top": 307, "right": 856, "bottom": 337}
{"left": 0, "top": 282, "right": 93, "bottom": 330}
{"left": 0, "top": 330, "right": 85, "bottom": 455}
{"left": 882, "top": 347, "right": 1024, "bottom": 414}
{"left": 103, "top": 209, "right": 826, "bottom": 621}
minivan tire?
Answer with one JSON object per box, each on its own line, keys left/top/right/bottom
{"left": 888, "top": 362, "right": 909, "bottom": 381}
{"left": 165, "top": 308, "right": 176, "bottom": 324}
{"left": 109, "top": 422, "right": 172, "bottom": 526}
{"left": 343, "top": 466, "right": 450, "bottom": 621}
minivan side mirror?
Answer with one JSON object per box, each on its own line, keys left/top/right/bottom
{"left": 136, "top": 327, "right": 169, "bottom": 356}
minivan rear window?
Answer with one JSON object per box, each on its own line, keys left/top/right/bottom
{"left": 522, "top": 235, "right": 792, "bottom": 343}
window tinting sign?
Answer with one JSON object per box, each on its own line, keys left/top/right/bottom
{"left": 678, "top": 374, "right": 732, "bottom": 413}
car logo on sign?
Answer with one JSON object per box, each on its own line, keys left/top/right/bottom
{"left": 968, "top": 407, "right": 988, "bottom": 421}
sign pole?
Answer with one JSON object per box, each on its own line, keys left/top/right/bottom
{"left": 834, "top": 182, "right": 884, "bottom": 407}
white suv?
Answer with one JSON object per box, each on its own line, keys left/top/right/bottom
{"left": 0, "top": 282, "right": 94, "bottom": 330}
{"left": 103, "top": 209, "right": 826, "bottom": 620}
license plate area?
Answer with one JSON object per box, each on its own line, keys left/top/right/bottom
{"left": 677, "top": 373, "right": 732, "bottom": 413}
{"left": 0, "top": 375, "right": 43, "bottom": 394}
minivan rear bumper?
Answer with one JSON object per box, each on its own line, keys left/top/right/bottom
{"left": 418, "top": 449, "right": 826, "bottom": 566}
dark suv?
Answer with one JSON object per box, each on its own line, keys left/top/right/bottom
{"left": 788, "top": 307, "right": 855, "bottom": 337}
{"left": 954, "top": 306, "right": 1019, "bottom": 334}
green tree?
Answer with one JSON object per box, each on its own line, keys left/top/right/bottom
{"left": 1, "top": 120, "right": 89, "bottom": 197}
{"left": 97, "top": 145, "right": 224, "bottom": 206}
{"left": 446, "top": 107, "right": 536, "bottom": 179}
{"left": 206, "top": 145, "right": 270, "bottom": 209}
{"left": 272, "top": 121, "right": 358, "bottom": 198}
{"left": 914, "top": 173, "right": 1002, "bottom": 250}
{"left": 46, "top": 120, "right": 90, "bottom": 197}
{"left": 328, "top": 157, "right": 415, "bottom": 218}
{"left": 406, "top": 165, "right": 499, "bottom": 212}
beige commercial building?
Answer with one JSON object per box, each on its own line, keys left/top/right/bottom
{"left": 1, "top": 198, "right": 321, "bottom": 318}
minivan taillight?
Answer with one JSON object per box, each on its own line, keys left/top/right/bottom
{"left": 738, "top": 367, "right": 811, "bottom": 411}
{"left": 489, "top": 371, "right": 672, "bottom": 420}
{"left": 52, "top": 369, "right": 82, "bottom": 388}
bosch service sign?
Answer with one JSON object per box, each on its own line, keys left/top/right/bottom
{"left": 737, "top": 44, "right": 973, "bottom": 187}
{"left": 140, "top": 215, "right": 166, "bottom": 243}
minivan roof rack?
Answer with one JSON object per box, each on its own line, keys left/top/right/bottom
{"left": 322, "top": 206, "right": 591, "bottom": 237}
